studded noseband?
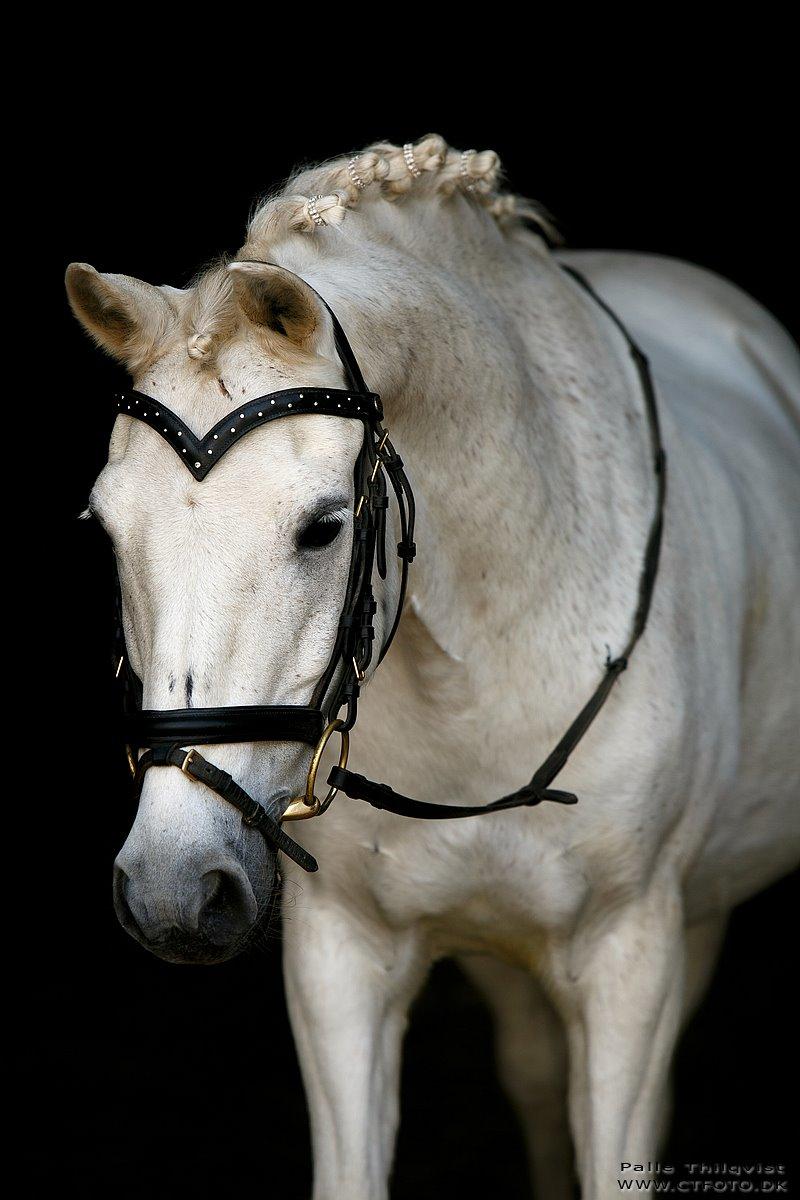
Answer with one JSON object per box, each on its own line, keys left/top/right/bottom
{"left": 108, "top": 264, "right": 666, "bottom": 874}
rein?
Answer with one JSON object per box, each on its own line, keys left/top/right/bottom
{"left": 110, "top": 265, "right": 666, "bottom": 874}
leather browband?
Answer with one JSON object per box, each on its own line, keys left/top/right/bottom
{"left": 115, "top": 387, "right": 383, "bottom": 482}
{"left": 106, "top": 262, "right": 666, "bottom": 878}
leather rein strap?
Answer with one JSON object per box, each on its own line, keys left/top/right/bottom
{"left": 109, "top": 264, "right": 665, "bottom": 873}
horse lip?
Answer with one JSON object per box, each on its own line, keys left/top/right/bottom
{"left": 271, "top": 790, "right": 294, "bottom": 818}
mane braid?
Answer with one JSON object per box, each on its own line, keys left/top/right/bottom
{"left": 241, "top": 133, "right": 559, "bottom": 253}
{"left": 184, "top": 135, "right": 559, "bottom": 362}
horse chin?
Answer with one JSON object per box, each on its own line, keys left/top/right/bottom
{"left": 118, "top": 888, "right": 279, "bottom": 965}
{"left": 137, "top": 928, "right": 252, "bottom": 966}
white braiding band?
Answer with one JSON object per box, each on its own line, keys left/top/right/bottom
{"left": 306, "top": 195, "right": 326, "bottom": 228}
{"left": 460, "top": 149, "right": 477, "bottom": 192}
{"left": 403, "top": 143, "right": 422, "bottom": 178}
{"left": 347, "top": 157, "right": 367, "bottom": 190}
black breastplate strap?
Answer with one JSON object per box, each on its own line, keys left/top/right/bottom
{"left": 108, "top": 263, "right": 664, "bottom": 874}
{"left": 327, "top": 265, "right": 666, "bottom": 821}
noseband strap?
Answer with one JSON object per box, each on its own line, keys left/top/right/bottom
{"left": 108, "top": 263, "right": 665, "bottom": 875}
{"left": 136, "top": 745, "right": 319, "bottom": 873}
{"left": 123, "top": 706, "right": 325, "bottom": 747}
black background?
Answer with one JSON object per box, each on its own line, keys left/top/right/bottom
{"left": 31, "top": 85, "right": 798, "bottom": 1197}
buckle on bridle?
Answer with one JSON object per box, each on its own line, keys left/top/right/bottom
{"left": 281, "top": 719, "right": 350, "bottom": 823}
{"left": 125, "top": 744, "right": 137, "bottom": 778}
{"left": 355, "top": 427, "right": 391, "bottom": 518}
{"left": 181, "top": 748, "right": 197, "bottom": 777}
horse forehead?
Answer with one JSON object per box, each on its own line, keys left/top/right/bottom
{"left": 125, "top": 344, "right": 361, "bottom": 462}
{"left": 97, "top": 416, "right": 360, "bottom": 580}
{"left": 101, "top": 346, "right": 362, "bottom": 559}
{"left": 136, "top": 335, "right": 345, "bottom": 418}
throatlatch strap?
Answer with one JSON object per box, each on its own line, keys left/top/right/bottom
{"left": 329, "top": 265, "right": 666, "bottom": 823}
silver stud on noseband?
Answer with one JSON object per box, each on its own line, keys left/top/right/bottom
{"left": 403, "top": 143, "right": 422, "bottom": 178}
{"left": 461, "top": 149, "right": 477, "bottom": 192}
{"left": 347, "top": 156, "right": 367, "bottom": 190}
{"left": 307, "top": 195, "right": 326, "bottom": 228}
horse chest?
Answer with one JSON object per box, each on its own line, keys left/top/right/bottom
{"left": 327, "top": 806, "right": 593, "bottom": 952}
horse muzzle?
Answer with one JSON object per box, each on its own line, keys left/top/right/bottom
{"left": 113, "top": 844, "right": 263, "bottom": 964}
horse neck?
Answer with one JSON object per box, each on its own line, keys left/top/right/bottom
{"left": 284, "top": 219, "right": 656, "bottom": 714}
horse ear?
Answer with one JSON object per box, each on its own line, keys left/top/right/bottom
{"left": 227, "top": 261, "right": 334, "bottom": 354}
{"left": 65, "top": 263, "right": 175, "bottom": 369}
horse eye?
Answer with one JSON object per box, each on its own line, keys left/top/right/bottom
{"left": 297, "top": 514, "right": 344, "bottom": 550}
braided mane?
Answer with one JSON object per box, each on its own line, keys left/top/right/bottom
{"left": 240, "top": 133, "right": 556, "bottom": 252}
{"left": 185, "top": 135, "right": 556, "bottom": 363}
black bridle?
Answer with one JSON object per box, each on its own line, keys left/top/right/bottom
{"left": 110, "top": 265, "right": 666, "bottom": 874}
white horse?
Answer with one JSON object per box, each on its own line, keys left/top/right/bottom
{"left": 66, "top": 135, "right": 800, "bottom": 1200}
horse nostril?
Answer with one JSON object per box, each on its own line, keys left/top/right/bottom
{"left": 196, "top": 867, "right": 258, "bottom": 945}
{"left": 201, "top": 870, "right": 229, "bottom": 917}
{"left": 112, "top": 862, "right": 146, "bottom": 942}
{"left": 112, "top": 854, "right": 258, "bottom": 958}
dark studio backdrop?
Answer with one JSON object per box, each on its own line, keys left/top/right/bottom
{"left": 32, "top": 90, "right": 798, "bottom": 1197}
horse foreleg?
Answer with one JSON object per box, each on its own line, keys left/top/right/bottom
{"left": 554, "top": 874, "right": 685, "bottom": 1200}
{"left": 283, "top": 897, "right": 427, "bottom": 1200}
{"left": 460, "top": 954, "right": 574, "bottom": 1200}
{"left": 625, "top": 912, "right": 729, "bottom": 1156}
